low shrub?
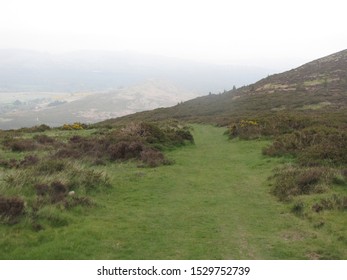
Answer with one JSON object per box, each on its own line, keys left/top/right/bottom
{"left": 61, "top": 122, "right": 87, "bottom": 130}
{"left": 108, "top": 141, "right": 144, "bottom": 161}
{"left": 140, "top": 149, "right": 170, "bottom": 167}
{"left": 227, "top": 120, "right": 263, "bottom": 140}
{"left": 19, "top": 155, "right": 39, "bottom": 167}
{"left": 7, "top": 138, "right": 37, "bottom": 152}
{"left": 50, "top": 181, "right": 68, "bottom": 203}
{"left": 36, "top": 159, "right": 66, "bottom": 175}
{"left": 226, "top": 113, "right": 315, "bottom": 140}
{"left": 312, "top": 195, "right": 347, "bottom": 213}
{"left": 0, "top": 158, "right": 18, "bottom": 169}
{"left": 35, "top": 183, "right": 50, "bottom": 196}
{"left": 55, "top": 148, "right": 82, "bottom": 159}
{"left": 291, "top": 200, "right": 306, "bottom": 216}
{"left": 0, "top": 196, "right": 25, "bottom": 223}
{"left": 263, "top": 126, "right": 347, "bottom": 165}
{"left": 271, "top": 165, "right": 331, "bottom": 201}
{"left": 33, "top": 134, "right": 55, "bottom": 144}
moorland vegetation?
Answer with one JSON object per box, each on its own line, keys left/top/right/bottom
{"left": 0, "top": 50, "right": 346, "bottom": 259}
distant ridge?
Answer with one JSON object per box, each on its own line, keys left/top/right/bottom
{"left": 101, "top": 49, "right": 347, "bottom": 126}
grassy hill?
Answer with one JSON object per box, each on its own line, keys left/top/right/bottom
{"left": 1, "top": 50, "right": 346, "bottom": 260}
{"left": 100, "top": 49, "right": 347, "bottom": 126}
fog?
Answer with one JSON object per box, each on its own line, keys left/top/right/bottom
{"left": 1, "top": 0, "right": 346, "bottom": 69}
{"left": 1, "top": 0, "right": 346, "bottom": 128}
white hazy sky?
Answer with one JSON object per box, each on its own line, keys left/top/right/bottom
{"left": 0, "top": 0, "right": 346, "bottom": 69}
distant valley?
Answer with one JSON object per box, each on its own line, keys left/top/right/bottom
{"left": 0, "top": 80, "right": 198, "bottom": 129}
{"left": 0, "top": 49, "right": 272, "bottom": 129}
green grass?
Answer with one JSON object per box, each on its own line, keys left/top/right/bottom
{"left": 0, "top": 125, "right": 346, "bottom": 259}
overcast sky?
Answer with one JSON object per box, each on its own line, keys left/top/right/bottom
{"left": 0, "top": 0, "right": 346, "bottom": 69}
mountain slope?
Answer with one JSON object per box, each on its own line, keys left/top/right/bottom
{"left": 101, "top": 49, "right": 347, "bottom": 126}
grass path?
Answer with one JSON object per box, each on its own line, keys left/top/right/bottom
{"left": 1, "top": 125, "right": 345, "bottom": 259}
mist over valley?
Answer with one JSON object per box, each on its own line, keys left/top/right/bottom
{"left": 0, "top": 49, "right": 272, "bottom": 129}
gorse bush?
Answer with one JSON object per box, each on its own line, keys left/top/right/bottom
{"left": 226, "top": 119, "right": 262, "bottom": 140}
{"left": 61, "top": 122, "right": 87, "bottom": 130}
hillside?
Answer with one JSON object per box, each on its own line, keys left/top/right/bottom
{"left": 101, "top": 49, "right": 347, "bottom": 126}
{"left": 1, "top": 51, "right": 346, "bottom": 260}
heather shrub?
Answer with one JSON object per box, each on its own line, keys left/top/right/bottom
{"left": 19, "top": 124, "right": 51, "bottom": 133}
{"left": 119, "top": 122, "right": 166, "bottom": 143}
{"left": 291, "top": 200, "right": 306, "bottom": 216}
{"left": 140, "top": 149, "right": 170, "bottom": 167}
{"left": 108, "top": 141, "right": 144, "bottom": 161}
{"left": 312, "top": 195, "right": 347, "bottom": 213}
{"left": 271, "top": 165, "right": 331, "bottom": 201}
{"left": 7, "top": 138, "right": 37, "bottom": 152}
{"left": 55, "top": 148, "right": 82, "bottom": 159}
{"left": 19, "top": 155, "right": 39, "bottom": 167}
{"left": 0, "top": 196, "right": 25, "bottom": 224}
{"left": 226, "top": 113, "right": 314, "bottom": 139}
{"left": 263, "top": 126, "right": 347, "bottom": 166}
{"left": 0, "top": 158, "right": 18, "bottom": 169}
{"left": 115, "top": 121, "right": 194, "bottom": 148}
{"left": 50, "top": 181, "right": 68, "bottom": 203}
{"left": 33, "top": 134, "right": 55, "bottom": 144}
{"left": 35, "top": 183, "right": 50, "bottom": 196}
{"left": 36, "top": 159, "right": 66, "bottom": 175}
